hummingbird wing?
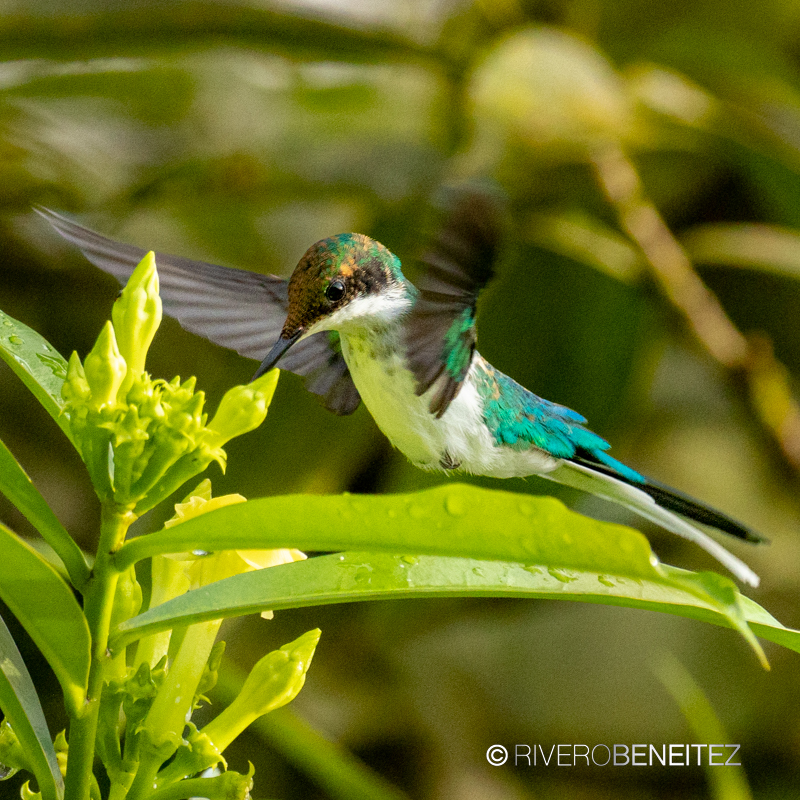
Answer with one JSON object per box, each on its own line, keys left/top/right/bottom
{"left": 406, "top": 188, "right": 502, "bottom": 418}
{"left": 35, "top": 207, "right": 361, "bottom": 415}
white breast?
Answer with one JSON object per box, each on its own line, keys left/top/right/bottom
{"left": 340, "top": 330, "right": 559, "bottom": 478}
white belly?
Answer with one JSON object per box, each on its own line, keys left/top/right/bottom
{"left": 341, "top": 333, "right": 559, "bottom": 478}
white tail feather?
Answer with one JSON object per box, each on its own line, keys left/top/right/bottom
{"left": 542, "top": 462, "right": 759, "bottom": 587}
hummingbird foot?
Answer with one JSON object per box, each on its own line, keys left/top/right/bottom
{"left": 439, "top": 451, "right": 462, "bottom": 471}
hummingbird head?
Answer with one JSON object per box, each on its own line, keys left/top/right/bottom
{"left": 254, "top": 233, "right": 412, "bottom": 378}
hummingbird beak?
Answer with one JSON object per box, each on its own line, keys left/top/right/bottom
{"left": 252, "top": 329, "right": 303, "bottom": 381}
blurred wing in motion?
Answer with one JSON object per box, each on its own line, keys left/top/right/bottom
{"left": 405, "top": 187, "right": 505, "bottom": 418}
{"left": 36, "top": 207, "right": 360, "bottom": 414}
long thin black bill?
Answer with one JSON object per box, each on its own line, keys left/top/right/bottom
{"left": 252, "top": 331, "right": 303, "bottom": 381}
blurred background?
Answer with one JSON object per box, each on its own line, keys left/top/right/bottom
{"left": 2, "top": 0, "right": 800, "bottom": 797}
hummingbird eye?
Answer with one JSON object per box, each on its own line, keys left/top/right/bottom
{"left": 325, "top": 279, "right": 346, "bottom": 303}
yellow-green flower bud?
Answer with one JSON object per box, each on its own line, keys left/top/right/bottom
{"left": 128, "top": 376, "right": 164, "bottom": 421}
{"left": 132, "top": 447, "right": 220, "bottom": 514}
{"left": 152, "top": 725, "right": 222, "bottom": 788}
{"left": 20, "top": 781, "right": 40, "bottom": 800}
{"left": 54, "top": 731, "right": 67, "bottom": 780}
{"left": 84, "top": 321, "right": 127, "bottom": 410}
{"left": 200, "top": 629, "right": 320, "bottom": 753}
{"left": 164, "top": 391, "right": 206, "bottom": 440}
{"left": 112, "top": 251, "right": 162, "bottom": 390}
{"left": 110, "top": 566, "right": 143, "bottom": 631}
{"left": 195, "top": 640, "right": 225, "bottom": 708}
{"left": 61, "top": 351, "right": 90, "bottom": 404}
{"left": 0, "top": 719, "right": 30, "bottom": 777}
{"left": 161, "top": 768, "right": 253, "bottom": 800}
{"left": 205, "top": 370, "right": 280, "bottom": 446}
{"left": 129, "top": 429, "right": 193, "bottom": 501}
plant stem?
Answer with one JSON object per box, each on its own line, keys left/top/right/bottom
{"left": 591, "top": 142, "right": 800, "bottom": 474}
{"left": 128, "top": 618, "right": 223, "bottom": 800}
{"left": 64, "top": 504, "right": 135, "bottom": 800}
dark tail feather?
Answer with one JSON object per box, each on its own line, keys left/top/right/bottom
{"left": 571, "top": 455, "right": 766, "bottom": 544}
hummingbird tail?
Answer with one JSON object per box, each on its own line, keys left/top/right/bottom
{"left": 571, "top": 454, "right": 764, "bottom": 544}
{"left": 543, "top": 462, "right": 761, "bottom": 587}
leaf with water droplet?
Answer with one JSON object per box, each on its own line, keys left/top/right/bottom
{"left": 35, "top": 352, "right": 68, "bottom": 380}
{"left": 518, "top": 500, "right": 536, "bottom": 517}
{"left": 353, "top": 566, "right": 373, "bottom": 586}
{"left": 548, "top": 567, "right": 578, "bottom": 583}
{"left": 445, "top": 494, "right": 467, "bottom": 517}
{"left": 0, "top": 310, "right": 72, "bottom": 445}
{"left": 107, "top": 484, "right": 784, "bottom": 666}
{"left": 111, "top": 550, "right": 800, "bottom": 670}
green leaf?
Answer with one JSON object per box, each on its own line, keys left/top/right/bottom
{"left": 0, "top": 524, "right": 90, "bottom": 716}
{"left": 115, "top": 485, "right": 664, "bottom": 578}
{"left": 0, "top": 310, "right": 72, "bottom": 444}
{"left": 683, "top": 222, "right": 800, "bottom": 281}
{"left": 113, "top": 484, "right": 776, "bottom": 661}
{"left": 0, "top": 6, "right": 435, "bottom": 67}
{"left": 111, "top": 551, "right": 794, "bottom": 665}
{"left": 0, "top": 437, "right": 89, "bottom": 590}
{"left": 655, "top": 655, "right": 753, "bottom": 800}
{"left": 258, "top": 707, "right": 411, "bottom": 800}
{"left": 0, "top": 614, "right": 64, "bottom": 800}
{"left": 527, "top": 210, "right": 644, "bottom": 282}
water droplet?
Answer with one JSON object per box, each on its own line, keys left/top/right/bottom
{"left": 348, "top": 498, "right": 368, "bottom": 514}
{"left": 338, "top": 555, "right": 345, "bottom": 561}
{"left": 597, "top": 575, "right": 615, "bottom": 587}
{"left": 519, "top": 533, "right": 540, "bottom": 556}
{"left": 354, "top": 566, "right": 372, "bottom": 586}
{"left": 401, "top": 555, "right": 419, "bottom": 565}
{"left": 2, "top": 319, "right": 12, "bottom": 328}
{"left": 337, "top": 505, "right": 354, "bottom": 521}
{"left": 523, "top": 565, "right": 543, "bottom": 576}
{"left": 518, "top": 500, "right": 535, "bottom": 517}
{"left": 36, "top": 352, "right": 67, "bottom": 378}
{"left": 445, "top": 494, "right": 466, "bottom": 517}
{"left": 472, "top": 566, "right": 486, "bottom": 578}
{"left": 548, "top": 567, "right": 578, "bottom": 583}
{"left": 8, "top": 335, "right": 22, "bottom": 345}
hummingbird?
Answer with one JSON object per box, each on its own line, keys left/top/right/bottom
{"left": 36, "top": 193, "right": 763, "bottom": 586}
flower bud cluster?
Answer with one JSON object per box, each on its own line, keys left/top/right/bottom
{"left": 60, "top": 252, "right": 279, "bottom": 512}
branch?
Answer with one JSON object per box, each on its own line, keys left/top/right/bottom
{"left": 592, "top": 143, "right": 800, "bottom": 473}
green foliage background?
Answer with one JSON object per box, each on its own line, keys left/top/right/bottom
{"left": 1, "top": 0, "right": 800, "bottom": 797}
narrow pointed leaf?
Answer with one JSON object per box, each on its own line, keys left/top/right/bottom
{"left": 115, "top": 485, "right": 664, "bottom": 578}
{"left": 0, "top": 524, "right": 90, "bottom": 715}
{"left": 655, "top": 655, "right": 754, "bottom": 800}
{"left": 683, "top": 222, "right": 800, "bottom": 281}
{"left": 113, "top": 484, "right": 774, "bottom": 658}
{"left": 0, "top": 614, "right": 64, "bottom": 800}
{"left": 110, "top": 553, "right": 798, "bottom": 663}
{"left": 0, "top": 311, "right": 72, "bottom": 444}
{"left": 0, "top": 437, "right": 89, "bottom": 590}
